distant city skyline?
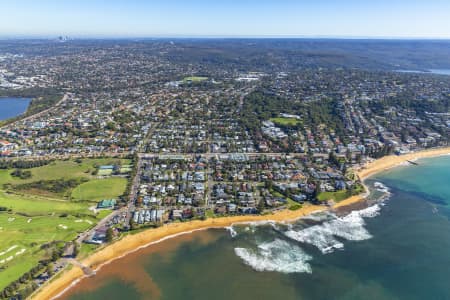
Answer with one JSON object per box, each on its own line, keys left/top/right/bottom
{"left": 1, "top": 0, "right": 450, "bottom": 39}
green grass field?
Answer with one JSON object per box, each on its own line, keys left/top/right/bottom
{"left": 317, "top": 190, "right": 350, "bottom": 202}
{"left": 119, "top": 166, "right": 133, "bottom": 173}
{"left": 270, "top": 117, "right": 302, "bottom": 126}
{"left": 0, "top": 158, "right": 130, "bottom": 186}
{"left": 0, "top": 158, "right": 130, "bottom": 199}
{"left": 0, "top": 213, "right": 98, "bottom": 289}
{"left": 71, "top": 178, "right": 128, "bottom": 201}
{"left": 0, "top": 158, "right": 130, "bottom": 187}
{"left": 78, "top": 243, "right": 99, "bottom": 260}
{"left": 97, "top": 169, "right": 113, "bottom": 176}
{"left": 0, "top": 191, "right": 91, "bottom": 216}
{"left": 183, "top": 76, "right": 208, "bottom": 83}
{"left": 0, "top": 158, "right": 131, "bottom": 291}
{"left": 270, "top": 189, "right": 300, "bottom": 209}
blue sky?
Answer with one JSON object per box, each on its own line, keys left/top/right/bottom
{"left": 0, "top": 0, "right": 449, "bottom": 38}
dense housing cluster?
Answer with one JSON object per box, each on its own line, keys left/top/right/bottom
{"left": 0, "top": 39, "right": 449, "bottom": 299}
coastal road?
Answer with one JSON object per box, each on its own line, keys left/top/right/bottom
{"left": 76, "top": 208, "right": 126, "bottom": 245}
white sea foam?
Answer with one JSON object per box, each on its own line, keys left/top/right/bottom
{"left": 226, "top": 226, "right": 238, "bottom": 238}
{"left": 284, "top": 224, "right": 344, "bottom": 254}
{"left": 284, "top": 205, "right": 381, "bottom": 254}
{"left": 357, "top": 204, "right": 382, "bottom": 218}
{"left": 300, "top": 212, "right": 330, "bottom": 222}
{"left": 234, "top": 239, "right": 312, "bottom": 273}
{"left": 227, "top": 221, "right": 278, "bottom": 238}
{"left": 374, "top": 182, "right": 390, "bottom": 194}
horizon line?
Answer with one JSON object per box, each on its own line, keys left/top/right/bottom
{"left": 1, "top": 34, "right": 450, "bottom": 41}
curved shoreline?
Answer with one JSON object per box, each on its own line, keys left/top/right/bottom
{"left": 356, "top": 147, "right": 450, "bottom": 180}
{"left": 32, "top": 205, "right": 326, "bottom": 300}
{"left": 30, "top": 147, "right": 450, "bottom": 300}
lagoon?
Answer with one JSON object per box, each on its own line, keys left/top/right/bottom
{"left": 0, "top": 97, "right": 31, "bottom": 121}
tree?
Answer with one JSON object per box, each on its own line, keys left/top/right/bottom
{"left": 346, "top": 149, "right": 352, "bottom": 162}
{"left": 105, "top": 228, "right": 114, "bottom": 243}
{"left": 51, "top": 250, "right": 59, "bottom": 262}
{"left": 73, "top": 244, "right": 79, "bottom": 258}
{"left": 46, "top": 263, "right": 54, "bottom": 276}
{"left": 313, "top": 181, "right": 321, "bottom": 200}
{"left": 257, "top": 199, "right": 265, "bottom": 212}
{"left": 130, "top": 219, "right": 137, "bottom": 230}
{"left": 328, "top": 152, "right": 339, "bottom": 168}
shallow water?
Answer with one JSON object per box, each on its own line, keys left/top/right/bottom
{"left": 63, "top": 156, "right": 450, "bottom": 300}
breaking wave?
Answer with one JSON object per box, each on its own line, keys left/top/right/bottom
{"left": 233, "top": 202, "right": 386, "bottom": 273}
{"left": 234, "top": 239, "right": 312, "bottom": 273}
{"left": 374, "top": 182, "right": 390, "bottom": 194}
{"left": 228, "top": 221, "right": 279, "bottom": 238}
{"left": 300, "top": 212, "right": 330, "bottom": 222}
{"left": 226, "top": 226, "right": 238, "bottom": 238}
{"left": 284, "top": 204, "right": 381, "bottom": 254}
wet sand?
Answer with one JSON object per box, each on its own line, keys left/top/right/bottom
{"left": 31, "top": 147, "right": 450, "bottom": 300}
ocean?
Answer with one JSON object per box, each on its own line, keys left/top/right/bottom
{"left": 0, "top": 97, "right": 31, "bottom": 120}
{"left": 62, "top": 156, "right": 450, "bottom": 300}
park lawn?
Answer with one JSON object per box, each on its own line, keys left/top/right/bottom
{"left": 286, "top": 197, "right": 301, "bottom": 208}
{"left": 0, "top": 191, "right": 92, "bottom": 216}
{"left": 0, "top": 213, "right": 97, "bottom": 290}
{"left": 0, "top": 169, "right": 13, "bottom": 184}
{"left": 0, "top": 158, "right": 131, "bottom": 187}
{"left": 317, "top": 190, "right": 350, "bottom": 203}
{"left": 0, "top": 158, "right": 131, "bottom": 200}
{"left": 205, "top": 209, "right": 216, "bottom": 218}
{"left": 71, "top": 178, "right": 127, "bottom": 201}
{"left": 270, "top": 189, "right": 300, "bottom": 209}
{"left": 0, "top": 158, "right": 130, "bottom": 290}
{"left": 97, "top": 169, "right": 113, "bottom": 176}
{"left": 78, "top": 243, "right": 99, "bottom": 260}
{"left": 119, "top": 166, "right": 133, "bottom": 174}
{"left": 0, "top": 158, "right": 130, "bottom": 291}
{"left": 183, "top": 76, "right": 208, "bottom": 83}
{"left": 270, "top": 117, "right": 302, "bottom": 126}
{"left": 96, "top": 209, "right": 113, "bottom": 220}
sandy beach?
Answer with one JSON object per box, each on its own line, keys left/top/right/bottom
{"left": 356, "top": 147, "right": 450, "bottom": 180}
{"left": 31, "top": 204, "right": 326, "bottom": 300}
{"left": 31, "top": 146, "right": 450, "bottom": 300}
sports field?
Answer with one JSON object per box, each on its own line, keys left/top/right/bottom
{"left": 270, "top": 117, "right": 302, "bottom": 126}
{"left": 0, "top": 158, "right": 130, "bottom": 198}
{"left": 71, "top": 178, "right": 128, "bottom": 201}
{"left": 183, "top": 76, "right": 208, "bottom": 83}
